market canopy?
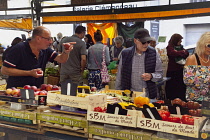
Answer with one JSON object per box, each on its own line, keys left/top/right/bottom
{"left": 0, "top": 18, "right": 32, "bottom": 31}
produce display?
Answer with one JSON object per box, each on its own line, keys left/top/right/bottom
{"left": 2, "top": 84, "right": 60, "bottom": 98}
{"left": 0, "top": 83, "right": 208, "bottom": 139}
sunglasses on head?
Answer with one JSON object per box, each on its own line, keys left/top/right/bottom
{"left": 206, "top": 44, "right": 210, "bottom": 48}
{"left": 142, "top": 41, "right": 151, "bottom": 45}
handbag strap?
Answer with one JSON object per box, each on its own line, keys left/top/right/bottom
{"left": 91, "top": 48, "right": 101, "bottom": 69}
{"left": 195, "top": 53, "right": 201, "bottom": 65}
{"left": 102, "top": 45, "right": 106, "bottom": 62}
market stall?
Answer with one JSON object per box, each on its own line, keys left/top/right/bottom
{"left": 0, "top": 83, "right": 208, "bottom": 140}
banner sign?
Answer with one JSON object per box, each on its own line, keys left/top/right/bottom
{"left": 74, "top": 3, "right": 137, "bottom": 11}
{"left": 71, "top": 0, "right": 137, "bottom": 5}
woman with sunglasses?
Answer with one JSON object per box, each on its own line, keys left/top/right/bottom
{"left": 165, "top": 33, "right": 189, "bottom": 101}
{"left": 183, "top": 32, "right": 210, "bottom": 102}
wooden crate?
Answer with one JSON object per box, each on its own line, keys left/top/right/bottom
{"left": 87, "top": 110, "right": 137, "bottom": 127}
{"left": 137, "top": 112, "right": 207, "bottom": 138}
{"left": 88, "top": 122, "right": 162, "bottom": 140}
{"left": 37, "top": 111, "right": 88, "bottom": 138}
{"left": 47, "top": 75, "right": 60, "bottom": 85}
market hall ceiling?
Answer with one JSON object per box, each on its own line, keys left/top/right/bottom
{"left": 1, "top": 1, "right": 210, "bottom": 23}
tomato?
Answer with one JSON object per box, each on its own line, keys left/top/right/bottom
{"left": 172, "top": 98, "right": 182, "bottom": 105}
{"left": 156, "top": 100, "right": 164, "bottom": 104}
{"left": 94, "top": 107, "right": 103, "bottom": 112}
{"left": 158, "top": 110, "right": 170, "bottom": 117}
{"left": 168, "top": 116, "right": 181, "bottom": 123}
{"left": 37, "top": 70, "right": 42, "bottom": 74}
{"left": 186, "top": 117, "right": 194, "bottom": 125}
{"left": 160, "top": 113, "right": 168, "bottom": 121}
{"left": 181, "top": 115, "right": 194, "bottom": 125}
{"left": 181, "top": 115, "right": 191, "bottom": 124}
{"left": 193, "top": 102, "right": 200, "bottom": 109}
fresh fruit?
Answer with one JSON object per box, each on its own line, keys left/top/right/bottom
{"left": 6, "top": 88, "right": 13, "bottom": 95}
{"left": 159, "top": 113, "right": 168, "bottom": 121}
{"left": 168, "top": 116, "right": 181, "bottom": 123}
{"left": 31, "top": 86, "right": 38, "bottom": 91}
{"left": 148, "top": 103, "right": 155, "bottom": 107}
{"left": 172, "top": 98, "right": 182, "bottom": 105}
{"left": 39, "top": 90, "right": 47, "bottom": 95}
{"left": 34, "top": 91, "right": 40, "bottom": 96}
{"left": 181, "top": 115, "right": 191, "bottom": 124}
{"left": 37, "top": 69, "right": 43, "bottom": 74}
{"left": 181, "top": 115, "right": 195, "bottom": 125}
{"left": 91, "top": 87, "right": 97, "bottom": 92}
{"left": 134, "top": 96, "right": 150, "bottom": 107}
{"left": 11, "top": 89, "right": 20, "bottom": 95}
{"left": 186, "top": 101, "right": 194, "bottom": 109}
{"left": 189, "top": 109, "right": 202, "bottom": 117}
{"left": 196, "top": 109, "right": 202, "bottom": 117}
{"left": 23, "top": 85, "right": 31, "bottom": 89}
{"left": 186, "top": 101, "right": 200, "bottom": 109}
{"left": 156, "top": 100, "right": 164, "bottom": 104}
{"left": 46, "top": 84, "right": 53, "bottom": 91}
{"left": 63, "top": 43, "right": 71, "bottom": 50}
{"left": 52, "top": 85, "right": 59, "bottom": 90}
{"left": 181, "top": 101, "right": 186, "bottom": 107}
{"left": 158, "top": 110, "right": 170, "bottom": 117}
{"left": 192, "top": 102, "right": 200, "bottom": 109}
{"left": 40, "top": 84, "right": 47, "bottom": 90}
{"left": 94, "top": 107, "right": 103, "bottom": 112}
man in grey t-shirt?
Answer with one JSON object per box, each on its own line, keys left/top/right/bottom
{"left": 58, "top": 26, "right": 87, "bottom": 85}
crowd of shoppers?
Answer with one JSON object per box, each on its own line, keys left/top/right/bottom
{"left": 1, "top": 25, "right": 209, "bottom": 102}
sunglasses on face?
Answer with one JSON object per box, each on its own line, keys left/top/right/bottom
{"left": 142, "top": 41, "right": 151, "bottom": 45}
{"left": 206, "top": 44, "right": 210, "bottom": 48}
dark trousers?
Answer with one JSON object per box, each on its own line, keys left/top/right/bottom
{"left": 165, "top": 69, "right": 186, "bottom": 101}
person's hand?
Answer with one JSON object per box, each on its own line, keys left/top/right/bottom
{"left": 30, "top": 69, "right": 43, "bottom": 78}
{"left": 141, "top": 73, "right": 152, "bottom": 81}
{"left": 113, "top": 58, "right": 119, "bottom": 61}
{"left": 63, "top": 42, "right": 76, "bottom": 54}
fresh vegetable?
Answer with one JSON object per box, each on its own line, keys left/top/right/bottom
{"left": 159, "top": 113, "right": 168, "bottom": 121}
{"left": 181, "top": 115, "right": 194, "bottom": 125}
{"left": 168, "top": 116, "right": 181, "bottom": 123}
{"left": 134, "top": 96, "right": 150, "bottom": 107}
{"left": 158, "top": 110, "right": 170, "bottom": 117}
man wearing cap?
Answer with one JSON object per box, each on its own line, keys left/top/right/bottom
{"left": 115, "top": 28, "right": 163, "bottom": 100}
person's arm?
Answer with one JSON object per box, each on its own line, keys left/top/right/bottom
{"left": 54, "top": 42, "right": 76, "bottom": 63}
{"left": 1, "top": 66, "right": 43, "bottom": 78}
{"left": 81, "top": 55, "right": 87, "bottom": 73}
{"left": 167, "top": 45, "right": 189, "bottom": 58}
{"left": 115, "top": 57, "right": 122, "bottom": 90}
{"left": 142, "top": 53, "right": 163, "bottom": 82}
